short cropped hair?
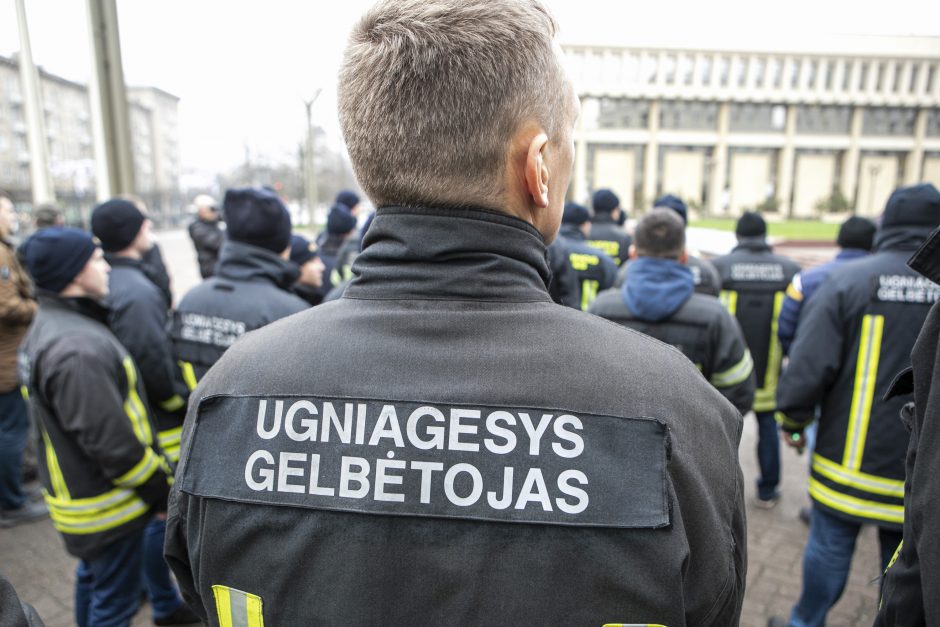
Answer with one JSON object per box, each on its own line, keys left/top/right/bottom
{"left": 34, "top": 204, "right": 63, "bottom": 228}
{"left": 339, "top": 0, "right": 568, "bottom": 209}
{"left": 634, "top": 209, "right": 687, "bottom": 260}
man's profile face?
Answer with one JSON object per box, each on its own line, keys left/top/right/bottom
{"left": 0, "top": 198, "right": 17, "bottom": 235}
{"left": 75, "top": 248, "right": 111, "bottom": 299}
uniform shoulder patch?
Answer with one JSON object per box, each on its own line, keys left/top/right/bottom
{"left": 179, "top": 395, "right": 671, "bottom": 529}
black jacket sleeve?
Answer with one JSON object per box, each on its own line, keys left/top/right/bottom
{"left": 41, "top": 341, "right": 170, "bottom": 510}
{"left": 776, "top": 278, "right": 845, "bottom": 430}
{"left": 707, "top": 308, "right": 757, "bottom": 415}
{"left": 110, "top": 286, "right": 188, "bottom": 413}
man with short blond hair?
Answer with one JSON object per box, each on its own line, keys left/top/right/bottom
{"left": 166, "top": 2, "right": 746, "bottom": 624}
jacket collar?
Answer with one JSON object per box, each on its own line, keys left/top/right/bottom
{"left": 732, "top": 237, "right": 772, "bottom": 253}
{"left": 559, "top": 224, "right": 587, "bottom": 241}
{"left": 592, "top": 213, "right": 617, "bottom": 225}
{"left": 908, "top": 225, "right": 940, "bottom": 285}
{"left": 216, "top": 241, "right": 299, "bottom": 290}
{"left": 36, "top": 291, "right": 110, "bottom": 324}
{"left": 344, "top": 205, "right": 552, "bottom": 302}
{"left": 835, "top": 248, "right": 869, "bottom": 262}
{"left": 875, "top": 225, "right": 935, "bottom": 254}
{"left": 104, "top": 254, "right": 143, "bottom": 270}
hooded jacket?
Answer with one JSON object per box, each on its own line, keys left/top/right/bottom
{"left": 712, "top": 238, "right": 800, "bottom": 413}
{"left": 876, "top": 225, "right": 940, "bottom": 626}
{"left": 590, "top": 257, "right": 755, "bottom": 415}
{"left": 616, "top": 254, "right": 722, "bottom": 297}
{"left": 105, "top": 255, "right": 190, "bottom": 462}
{"left": 586, "top": 213, "right": 632, "bottom": 266}
{"left": 777, "top": 225, "right": 939, "bottom": 529}
{"left": 166, "top": 205, "right": 745, "bottom": 627}
{"left": 18, "top": 295, "right": 171, "bottom": 559}
{"left": 557, "top": 223, "right": 618, "bottom": 310}
{"left": 170, "top": 241, "right": 307, "bottom": 385}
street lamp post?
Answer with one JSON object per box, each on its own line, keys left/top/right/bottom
{"left": 303, "top": 90, "right": 322, "bottom": 228}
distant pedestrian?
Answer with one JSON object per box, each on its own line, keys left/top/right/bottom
{"left": 188, "top": 194, "right": 224, "bottom": 279}
{"left": 0, "top": 190, "right": 45, "bottom": 528}
{"left": 775, "top": 183, "right": 940, "bottom": 627}
{"left": 33, "top": 203, "right": 64, "bottom": 230}
{"left": 591, "top": 209, "right": 755, "bottom": 414}
{"left": 712, "top": 212, "right": 800, "bottom": 508}
{"left": 587, "top": 188, "right": 632, "bottom": 266}
{"left": 319, "top": 203, "right": 358, "bottom": 298}
{"left": 170, "top": 187, "right": 308, "bottom": 384}
{"left": 118, "top": 195, "right": 173, "bottom": 308}
{"left": 557, "top": 201, "right": 617, "bottom": 310}
{"left": 288, "top": 234, "right": 326, "bottom": 306}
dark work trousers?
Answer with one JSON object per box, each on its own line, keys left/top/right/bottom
{"left": 0, "top": 389, "right": 29, "bottom": 510}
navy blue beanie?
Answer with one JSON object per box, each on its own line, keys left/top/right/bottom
{"left": 20, "top": 227, "right": 97, "bottom": 293}
{"left": 736, "top": 211, "right": 767, "bottom": 238}
{"left": 837, "top": 216, "right": 876, "bottom": 251}
{"left": 289, "top": 234, "right": 318, "bottom": 266}
{"left": 654, "top": 194, "right": 688, "bottom": 225}
{"left": 592, "top": 189, "right": 620, "bottom": 214}
{"left": 881, "top": 184, "right": 940, "bottom": 230}
{"left": 91, "top": 199, "right": 145, "bottom": 252}
{"left": 327, "top": 204, "right": 357, "bottom": 235}
{"left": 335, "top": 190, "right": 360, "bottom": 210}
{"left": 223, "top": 187, "right": 293, "bottom": 253}
{"left": 563, "top": 202, "right": 591, "bottom": 225}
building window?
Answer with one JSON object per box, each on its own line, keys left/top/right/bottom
{"left": 843, "top": 62, "right": 853, "bottom": 91}
{"left": 730, "top": 103, "right": 785, "bottom": 132}
{"left": 893, "top": 63, "right": 903, "bottom": 93}
{"left": 858, "top": 62, "right": 869, "bottom": 91}
{"left": 664, "top": 54, "right": 677, "bottom": 84}
{"left": 797, "top": 105, "right": 852, "bottom": 134}
{"left": 926, "top": 109, "right": 940, "bottom": 137}
{"left": 927, "top": 65, "right": 937, "bottom": 94}
{"left": 787, "top": 59, "right": 799, "bottom": 89}
{"left": 737, "top": 58, "right": 750, "bottom": 87}
{"left": 806, "top": 60, "right": 818, "bottom": 89}
{"left": 874, "top": 63, "right": 885, "bottom": 92}
{"left": 679, "top": 54, "right": 694, "bottom": 86}
{"left": 642, "top": 54, "right": 659, "bottom": 84}
{"left": 754, "top": 57, "right": 767, "bottom": 88}
{"left": 718, "top": 56, "right": 730, "bottom": 87}
{"left": 910, "top": 65, "right": 920, "bottom": 94}
{"left": 659, "top": 100, "right": 720, "bottom": 130}
{"left": 823, "top": 61, "right": 835, "bottom": 90}
{"left": 597, "top": 98, "right": 650, "bottom": 129}
{"left": 863, "top": 107, "right": 917, "bottom": 136}
{"left": 701, "top": 55, "right": 713, "bottom": 85}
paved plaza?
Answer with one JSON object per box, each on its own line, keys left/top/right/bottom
{"left": 0, "top": 229, "right": 885, "bottom": 626}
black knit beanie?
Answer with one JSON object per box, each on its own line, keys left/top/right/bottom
{"left": 223, "top": 187, "right": 293, "bottom": 253}
{"left": 735, "top": 211, "right": 767, "bottom": 238}
{"left": 91, "top": 199, "right": 145, "bottom": 252}
{"left": 20, "top": 227, "right": 97, "bottom": 293}
{"left": 837, "top": 216, "right": 876, "bottom": 251}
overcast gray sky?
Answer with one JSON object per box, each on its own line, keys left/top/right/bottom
{"left": 2, "top": 0, "right": 939, "bottom": 177}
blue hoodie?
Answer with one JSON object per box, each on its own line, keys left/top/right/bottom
{"left": 622, "top": 257, "right": 695, "bottom": 322}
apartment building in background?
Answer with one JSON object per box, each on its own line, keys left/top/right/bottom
{"left": 0, "top": 53, "right": 180, "bottom": 225}
{"left": 564, "top": 36, "right": 940, "bottom": 218}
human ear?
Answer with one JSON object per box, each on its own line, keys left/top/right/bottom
{"left": 679, "top": 249, "right": 689, "bottom": 264}
{"left": 628, "top": 245, "right": 637, "bottom": 260}
{"left": 524, "top": 133, "right": 550, "bottom": 208}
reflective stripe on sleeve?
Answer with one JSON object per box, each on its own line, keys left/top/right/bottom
{"left": 754, "top": 291, "right": 785, "bottom": 412}
{"left": 46, "top": 488, "right": 150, "bottom": 535}
{"left": 719, "top": 289, "right": 738, "bottom": 315}
{"left": 159, "top": 394, "right": 186, "bottom": 412}
{"left": 786, "top": 275, "right": 804, "bottom": 302}
{"left": 843, "top": 314, "right": 884, "bottom": 471}
{"left": 710, "top": 350, "right": 754, "bottom": 388}
{"left": 213, "top": 586, "right": 264, "bottom": 627}
{"left": 122, "top": 357, "right": 153, "bottom": 446}
{"left": 40, "top": 426, "right": 70, "bottom": 499}
{"left": 178, "top": 361, "right": 198, "bottom": 392}
{"left": 158, "top": 426, "right": 183, "bottom": 464}
{"left": 114, "top": 448, "right": 161, "bottom": 488}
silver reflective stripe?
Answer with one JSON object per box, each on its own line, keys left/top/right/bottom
{"left": 48, "top": 489, "right": 136, "bottom": 513}
{"left": 230, "top": 589, "right": 248, "bottom": 627}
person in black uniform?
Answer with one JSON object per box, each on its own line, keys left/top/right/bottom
{"left": 876, "top": 208, "right": 940, "bottom": 627}
{"left": 18, "top": 228, "right": 177, "bottom": 626}
{"left": 587, "top": 188, "right": 632, "bottom": 266}
{"left": 556, "top": 201, "right": 617, "bottom": 310}
{"left": 591, "top": 209, "right": 755, "bottom": 415}
{"left": 318, "top": 204, "right": 357, "bottom": 299}
{"left": 165, "top": 2, "right": 746, "bottom": 624}
{"left": 618, "top": 194, "right": 722, "bottom": 297}
{"left": 772, "top": 184, "right": 940, "bottom": 627}
{"left": 188, "top": 195, "right": 223, "bottom": 279}
{"left": 288, "top": 234, "right": 326, "bottom": 307}
{"left": 713, "top": 212, "right": 800, "bottom": 508}
{"left": 170, "top": 187, "right": 307, "bottom": 386}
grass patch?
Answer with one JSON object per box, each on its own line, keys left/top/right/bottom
{"left": 690, "top": 219, "right": 839, "bottom": 241}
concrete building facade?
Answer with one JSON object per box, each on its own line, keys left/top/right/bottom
{"left": 0, "top": 54, "right": 180, "bottom": 225}
{"left": 565, "top": 36, "right": 940, "bottom": 218}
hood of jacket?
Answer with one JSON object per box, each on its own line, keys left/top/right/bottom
{"left": 732, "top": 237, "right": 773, "bottom": 254}
{"left": 216, "top": 241, "right": 299, "bottom": 290}
{"left": 344, "top": 205, "right": 552, "bottom": 302}
{"left": 875, "top": 225, "right": 936, "bottom": 254}
{"left": 622, "top": 257, "right": 694, "bottom": 322}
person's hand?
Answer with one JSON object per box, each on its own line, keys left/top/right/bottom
{"left": 783, "top": 430, "right": 805, "bottom": 455}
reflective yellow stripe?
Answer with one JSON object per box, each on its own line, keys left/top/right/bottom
{"left": 49, "top": 497, "right": 150, "bottom": 535}
{"left": 812, "top": 453, "right": 904, "bottom": 498}
{"left": 159, "top": 426, "right": 183, "bottom": 464}
{"left": 122, "top": 357, "right": 153, "bottom": 446}
{"left": 786, "top": 276, "right": 804, "bottom": 302}
{"left": 114, "top": 448, "right": 160, "bottom": 488}
{"left": 711, "top": 350, "right": 754, "bottom": 387}
{"left": 213, "top": 586, "right": 264, "bottom": 627}
{"left": 178, "top": 361, "right": 198, "bottom": 392}
{"left": 20, "top": 385, "right": 29, "bottom": 401}
{"left": 775, "top": 410, "right": 807, "bottom": 431}
{"left": 40, "top": 427, "right": 70, "bottom": 499}
{"left": 580, "top": 279, "right": 600, "bottom": 311}
{"left": 843, "top": 315, "right": 884, "bottom": 470}
{"left": 754, "top": 291, "right": 785, "bottom": 412}
{"left": 809, "top": 477, "right": 903, "bottom": 524}
{"left": 719, "top": 289, "right": 738, "bottom": 315}
{"left": 159, "top": 394, "right": 185, "bottom": 412}
{"left": 885, "top": 540, "right": 903, "bottom": 575}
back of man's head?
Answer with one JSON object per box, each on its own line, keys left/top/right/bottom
{"left": 34, "top": 204, "right": 64, "bottom": 229}
{"left": 654, "top": 194, "right": 688, "bottom": 225}
{"left": 735, "top": 211, "right": 766, "bottom": 239}
{"left": 339, "top": 0, "right": 568, "bottom": 209}
{"left": 592, "top": 189, "right": 619, "bottom": 215}
{"left": 634, "top": 209, "right": 686, "bottom": 260}
{"left": 880, "top": 183, "right": 940, "bottom": 231}
{"left": 837, "top": 216, "right": 876, "bottom": 252}
{"left": 223, "top": 187, "right": 293, "bottom": 254}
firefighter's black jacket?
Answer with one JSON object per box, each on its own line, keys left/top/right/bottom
{"left": 586, "top": 214, "right": 632, "bottom": 266}
{"left": 558, "top": 224, "right": 618, "bottom": 311}
{"left": 777, "top": 225, "right": 938, "bottom": 529}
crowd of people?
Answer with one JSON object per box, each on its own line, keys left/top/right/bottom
{"left": 1, "top": 0, "right": 939, "bottom": 625}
